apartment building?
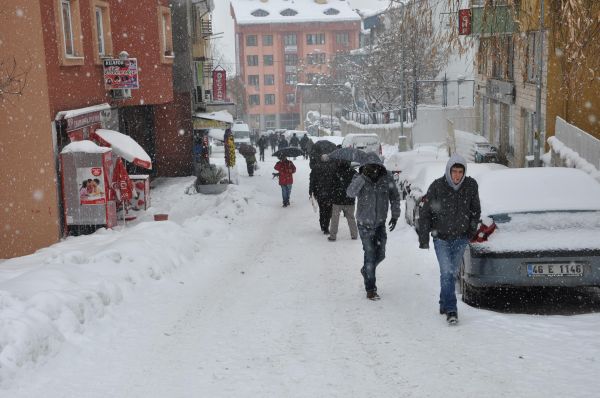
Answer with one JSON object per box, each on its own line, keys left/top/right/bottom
{"left": 230, "top": 0, "right": 360, "bottom": 131}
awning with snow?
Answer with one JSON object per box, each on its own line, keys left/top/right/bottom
{"left": 208, "top": 128, "right": 225, "bottom": 141}
{"left": 193, "top": 110, "right": 234, "bottom": 129}
{"left": 91, "top": 129, "right": 152, "bottom": 169}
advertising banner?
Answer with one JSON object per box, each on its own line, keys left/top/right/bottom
{"left": 77, "top": 167, "right": 107, "bottom": 205}
{"left": 459, "top": 9, "right": 472, "bottom": 36}
{"left": 103, "top": 58, "right": 139, "bottom": 90}
{"left": 212, "top": 69, "right": 227, "bottom": 101}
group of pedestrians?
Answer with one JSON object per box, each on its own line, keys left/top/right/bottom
{"left": 267, "top": 136, "right": 481, "bottom": 324}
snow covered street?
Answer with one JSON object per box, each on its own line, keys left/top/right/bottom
{"left": 2, "top": 152, "right": 600, "bottom": 397}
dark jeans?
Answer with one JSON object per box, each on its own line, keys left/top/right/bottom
{"left": 280, "top": 184, "right": 292, "bottom": 205}
{"left": 246, "top": 161, "right": 254, "bottom": 176}
{"left": 317, "top": 198, "right": 332, "bottom": 232}
{"left": 358, "top": 223, "right": 387, "bottom": 292}
{"left": 259, "top": 148, "right": 265, "bottom": 161}
{"left": 433, "top": 237, "right": 469, "bottom": 313}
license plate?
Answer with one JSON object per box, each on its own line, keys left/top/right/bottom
{"left": 527, "top": 263, "right": 584, "bottom": 277}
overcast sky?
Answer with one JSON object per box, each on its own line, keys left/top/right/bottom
{"left": 212, "top": 0, "right": 391, "bottom": 74}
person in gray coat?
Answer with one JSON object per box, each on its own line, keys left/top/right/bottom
{"left": 346, "top": 153, "right": 401, "bottom": 300}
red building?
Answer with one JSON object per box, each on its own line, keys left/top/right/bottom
{"left": 0, "top": 0, "right": 191, "bottom": 257}
{"left": 230, "top": 0, "right": 360, "bottom": 130}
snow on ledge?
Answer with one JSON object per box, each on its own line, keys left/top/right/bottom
{"left": 548, "top": 136, "right": 600, "bottom": 182}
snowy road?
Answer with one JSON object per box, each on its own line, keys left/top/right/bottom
{"left": 3, "top": 154, "right": 600, "bottom": 397}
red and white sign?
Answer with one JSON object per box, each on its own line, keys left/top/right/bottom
{"left": 103, "top": 58, "right": 139, "bottom": 90}
{"left": 459, "top": 9, "right": 472, "bottom": 36}
{"left": 212, "top": 70, "right": 227, "bottom": 101}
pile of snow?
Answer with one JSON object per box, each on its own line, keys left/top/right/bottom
{"left": 384, "top": 143, "right": 448, "bottom": 172}
{"left": 548, "top": 136, "right": 600, "bottom": 183}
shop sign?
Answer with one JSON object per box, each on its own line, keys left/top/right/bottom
{"left": 67, "top": 112, "right": 102, "bottom": 131}
{"left": 103, "top": 58, "right": 139, "bottom": 90}
{"left": 193, "top": 118, "right": 228, "bottom": 129}
{"left": 459, "top": 9, "right": 472, "bottom": 36}
{"left": 212, "top": 70, "right": 227, "bottom": 101}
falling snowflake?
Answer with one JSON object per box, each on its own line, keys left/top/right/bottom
{"left": 140, "top": 99, "right": 145, "bottom": 105}
{"left": 15, "top": 8, "right": 24, "bottom": 17}
{"left": 178, "top": 129, "right": 185, "bottom": 136}
{"left": 555, "top": 48, "right": 564, "bottom": 58}
{"left": 123, "top": 33, "right": 128, "bottom": 38}
{"left": 33, "top": 190, "right": 44, "bottom": 201}
{"left": 584, "top": 101, "right": 592, "bottom": 109}
{"left": 589, "top": 114, "right": 597, "bottom": 124}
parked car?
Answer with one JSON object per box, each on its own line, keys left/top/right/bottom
{"left": 473, "top": 142, "right": 499, "bottom": 163}
{"left": 460, "top": 167, "right": 600, "bottom": 305}
{"left": 232, "top": 121, "right": 251, "bottom": 149}
{"left": 405, "top": 162, "right": 506, "bottom": 230}
{"left": 342, "top": 133, "right": 382, "bottom": 156}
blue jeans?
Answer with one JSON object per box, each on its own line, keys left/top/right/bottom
{"left": 358, "top": 223, "right": 387, "bottom": 292}
{"left": 280, "top": 184, "right": 292, "bottom": 205}
{"left": 433, "top": 237, "right": 469, "bottom": 313}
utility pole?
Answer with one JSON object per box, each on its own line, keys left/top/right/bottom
{"left": 534, "top": 0, "right": 545, "bottom": 167}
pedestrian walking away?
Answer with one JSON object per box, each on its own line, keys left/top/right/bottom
{"left": 346, "top": 153, "right": 400, "bottom": 300}
{"left": 258, "top": 135, "right": 268, "bottom": 162}
{"left": 417, "top": 154, "right": 481, "bottom": 325}
{"left": 300, "top": 133, "right": 310, "bottom": 159}
{"left": 290, "top": 133, "right": 300, "bottom": 148}
{"left": 328, "top": 159, "right": 358, "bottom": 241}
{"left": 309, "top": 155, "right": 336, "bottom": 234}
{"left": 274, "top": 155, "right": 296, "bottom": 207}
{"left": 269, "top": 133, "right": 277, "bottom": 154}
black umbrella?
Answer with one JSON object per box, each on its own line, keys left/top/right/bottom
{"left": 238, "top": 143, "right": 256, "bottom": 156}
{"left": 310, "top": 139, "right": 337, "bottom": 156}
{"left": 328, "top": 147, "right": 370, "bottom": 164}
{"left": 273, "top": 147, "right": 303, "bottom": 158}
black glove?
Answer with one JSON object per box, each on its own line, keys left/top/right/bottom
{"left": 419, "top": 241, "right": 429, "bottom": 249}
{"left": 388, "top": 218, "right": 398, "bottom": 231}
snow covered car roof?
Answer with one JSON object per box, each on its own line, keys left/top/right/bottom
{"left": 478, "top": 167, "right": 600, "bottom": 216}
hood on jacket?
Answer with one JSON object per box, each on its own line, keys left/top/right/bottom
{"left": 445, "top": 153, "right": 467, "bottom": 191}
{"left": 359, "top": 153, "right": 386, "bottom": 182}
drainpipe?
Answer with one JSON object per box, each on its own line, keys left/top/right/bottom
{"left": 534, "top": 0, "right": 545, "bottom": 167}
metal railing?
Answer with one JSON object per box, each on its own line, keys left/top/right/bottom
{"left": 555, "top": 117, "right": 600, "bottom": 170}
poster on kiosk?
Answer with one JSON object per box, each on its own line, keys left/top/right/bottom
{"left": 60, "top": 140, "right": 117, "bottom": 235}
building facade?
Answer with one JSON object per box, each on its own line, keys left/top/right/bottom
{"left": 230, "top": 0, "right": 360, "bottom": 131}
{"left": 0, "top": 0, "right": 188, "bottom": 258}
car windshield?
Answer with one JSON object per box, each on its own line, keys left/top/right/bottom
{"left": 234, "top": 131, "right": 250, "bottom": 139}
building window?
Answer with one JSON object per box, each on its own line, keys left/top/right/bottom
{"left": 265, "top": 94, "right": 276, "bottom": 105}
{"left": 284, "top": 54, "right": 298, "bottom": 66}
{"left": 248, "top": 75, "right": 259, "bottom": 87}
{"left": 527, "top": 31, "right": 542, "bottom": 83}
{"left": 307, "top": 53, "right": 326, "bottom": 65}
{"left": 265, "top": 114, "right": 277, "bottom": 129}
{"left": 91, "top": 1, "right": 113, "bottom": 64}
{"left": 246, "top": 35, "right": 257, "bottom": 46}
{"left": 280, "top": 8, "right": 298, "bottom": 17}
{"left": 247, "top": 55, "right": 259, "bottom": 66}
{"left": 491, "top": 36, "right": 513, "bottom": 80}
{"left": 251, "top": 9, "right": 269, "bottom": 17}
{"left": 56, "top": 0, "right": 83, "bottom": 65}
{"left": 158, "top": 5, "right": 174, "bottom": 63}
{"left": 284, "top": 33, "right": 297, "bottom": 46}
{"left": 306, "top": 33, "right": 325, "bottom": 45}
{"left": 335, "top": 32, "right": 349, "bottom": 45}
{"left": 264, "top": 74, "right": 275, "bottom": 85}
{"left": 263, "top": 35, "right": 273, "bottom": 46}
{"left": 285, "top": 73, "right": 297, "bottom": 85}
{"left": 263, "top": 55, "right": 273, "bottom": 66}
{"left": 477, "top": 39, "right": 489, "bottom": 76}
{"left": 324, "top": 8, "right": 340, "bottom": 16}
{"left": 280, "top": 113, "right": 300, "bottom": 130}
{"left": 286, "top": 93, "right": 296, "bottom": 104}
{"left": 249, "top": 95, "right": 260, "bottom": 106}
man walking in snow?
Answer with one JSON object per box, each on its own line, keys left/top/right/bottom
{"left": 327, "top": 159, "right": 358, "bottom": 241}
{"left": 346, "top": 154, "right": 400, "bottom": 300}
{"left": 418, "top": 154, "right": 481, "bottom": 325}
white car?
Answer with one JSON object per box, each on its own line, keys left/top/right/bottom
{"left": 342, "top": 133, "right": 382, "bottom": 156}
{"left": 232, "top": 121, "right": 251, "bottom": 148}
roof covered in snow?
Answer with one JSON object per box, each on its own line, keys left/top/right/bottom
{"left": 230, "top": 0, "right": 361, "bottom": 25}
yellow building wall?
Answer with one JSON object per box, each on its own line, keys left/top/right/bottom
{"left": 0, "top": 2, "right": 60, "bottom": 258}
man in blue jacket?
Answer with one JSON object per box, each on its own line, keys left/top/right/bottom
{"left": 418, "top": 154, "right": 481, "bottom": 324}
{"left": 347, "top": 154, "right": 401, "bottom": 300}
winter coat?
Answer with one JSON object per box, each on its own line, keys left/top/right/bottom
{"left": 331, "top": 163, "right": 356, "bottom": 206}
{"left": 418, "top": 155, "right": 481, "bottom": 244}
{"left": 258, "top": 136, "right": 268, "bottom": 150}
{"left": 346, "top": 160, "right": 400, "bottom": 227}
{"left": 309, "top": 161, "right": 337, "bottom": 202}
{"left": 278, "top": 137, "right": 289, "bottom": 150}
{"left": 300, "top": 135, "right": 309, "bottom": 150}
{"left": 274, "top": 159, "right": 296, "bottom": 186}
{"left": 290, "top": 135, "right": 300, "bottom": 147}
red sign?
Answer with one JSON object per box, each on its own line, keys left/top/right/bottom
{"left": 459, "top": 9, "right": 472, "bottom": 36}
{"left": 212, "top": 70, "right": 227, "bottom": 101}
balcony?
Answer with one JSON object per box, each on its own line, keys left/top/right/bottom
{"left": 284, "top": 45, "right": 298, "bottom": 53}
{"left": 471, "top": 5, "right": 517, "bottom": 36}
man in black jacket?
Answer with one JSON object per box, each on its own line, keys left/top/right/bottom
{"left": 328, "top": 160, "right": 358, "bottom": 241}
{"left": 418, "top": 154, "right": 480, "bottom": 325}
{"left": 309, "top": 156, "right": 336, "bottom": 234}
